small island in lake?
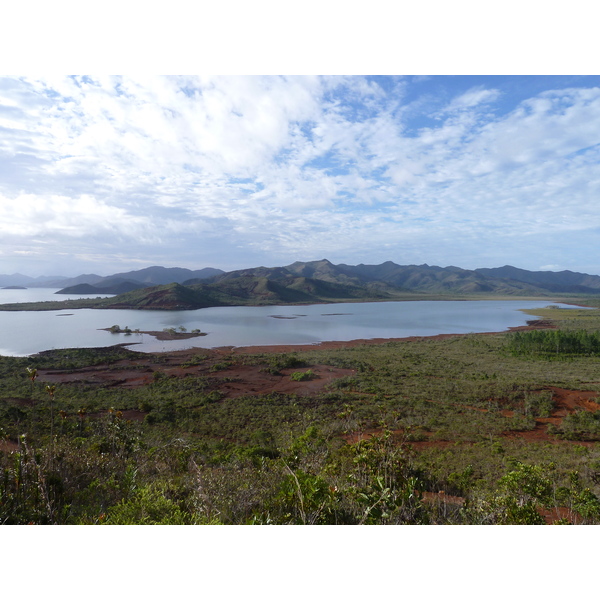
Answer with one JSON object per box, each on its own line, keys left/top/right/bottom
{"left": 100, "top": 324, "right": 207, "bottom": 340}
{"left": 2, "top": 286, "right": 27, "bottom": 289}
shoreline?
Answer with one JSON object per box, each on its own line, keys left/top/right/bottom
{"left": 140, "top": 319, "right": 556, "bottom": 357}
{"left": 0, "top": 294, "right": 594, "bottom": 313}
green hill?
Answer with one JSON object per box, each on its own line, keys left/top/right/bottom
{"left": 4, "top": 258, "right": 600, "bottom": 313}
{"left": 104, "top": 283, "right": 226, "bottom": 310}
{"left": 209, "top": 259, "right": 548, "bottom": 296}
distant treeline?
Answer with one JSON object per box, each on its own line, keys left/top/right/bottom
{"left": 508, "top": 329, "right": 600, "bottom": 357}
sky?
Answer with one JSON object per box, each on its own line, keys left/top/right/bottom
{"left": 2, "top": 73, "right": 600, "bottom": 277}
{"left": 1, "top": 0, "right": 599, "bottom": 279}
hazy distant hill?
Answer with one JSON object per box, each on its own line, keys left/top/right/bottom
{"left": 46, "top": 274, "right": 105, "bottom": 288}
{"left": 0, "top": 273, "right": 68, "bottom": 287}
{"left": 53, "top": 266, "right": 226, "bottom": 293}
{"left": 475, "top": 265, "right": 600, "bottom": 294}
{"left": 109, "top": 266, "right": 224, "bottom": 285}
{"left": 55, "top": 279, "right": 148, "bottom": 295}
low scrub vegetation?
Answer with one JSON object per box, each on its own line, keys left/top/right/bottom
{"left": 2, "top": 303, "right": 600, "bottom": 524}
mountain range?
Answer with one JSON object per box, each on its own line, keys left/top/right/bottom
{"left": 188, "top": 260, "right": 600, "bottom": 296}
{"left": 2, "top": 259, "right": 600, "bottom": 311}
{"left": 0, "top": 266, "right": 225, "bottom": 294}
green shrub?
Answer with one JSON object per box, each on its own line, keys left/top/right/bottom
{"left": 557, "top": 410, "right": 600, "bottom": 441}
{"left": 290, "top": 370, "right": 315, "bottom": 382}
{"left": 104, "top": 485, "right": 197, "bottom": 524}
{"left": 261, "top": 354, "right": 306, "bottom": 375}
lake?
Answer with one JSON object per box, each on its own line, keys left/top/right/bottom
{"left": 0, "top": 287, "right": 115, "bottom": 303}
{"left": 0, "top": 290, "right": 579, "bottom": 356}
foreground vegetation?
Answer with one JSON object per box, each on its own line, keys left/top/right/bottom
{"left": 3, "top": 302, "right": 600, "bottom": 524}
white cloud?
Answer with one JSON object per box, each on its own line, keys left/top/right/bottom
{"left": 1, "top": 75, "right": 600, "bottom": 275}
{"left": 0, "top": 192, "right": 154, "bottom": 239}
{"left": 445, "top": 86, "right": 501, "bottom": 112}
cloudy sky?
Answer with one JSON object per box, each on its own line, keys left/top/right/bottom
{"left": 2, "top": 74, "right": 600, "bottom": 276}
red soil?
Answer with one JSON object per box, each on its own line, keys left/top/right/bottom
{"left": 499, "top": 387, "right": 600, "bottom": 445}
{"left": 35, "top": 348, "right": 356, "bottom": 399}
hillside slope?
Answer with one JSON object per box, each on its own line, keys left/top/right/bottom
{"left": 5, "top": 260, "right": 600, "bottom": 312}
{"left": 208, "top": 259, "right": 553, "bottom": 295}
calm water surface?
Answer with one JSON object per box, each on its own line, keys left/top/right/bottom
{"left": 0, "top": 290, "right": 579, "bottom": 356}
{"left": 0, "top": 287, "right": 115, "bottom": 303}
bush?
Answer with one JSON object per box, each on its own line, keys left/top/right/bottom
{"left": 104, "top": 485, "right": 197, "bottom": 524}
{"left": 290, "top": 370, "right": 315, "bottom": 382}
{"left": 261, "top": 354, "right": 306, "bottom": 375}
{"left": 557, "top": 410, "right": 600, "bottom": 441}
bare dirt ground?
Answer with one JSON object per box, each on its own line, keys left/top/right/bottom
{"left": 36, "top": 347, "right": 356, "bottom": 398}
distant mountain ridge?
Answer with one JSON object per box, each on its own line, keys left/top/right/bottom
{"left": 474, "top": 265, "right": 600, "bottom": 294}
{"left": 202, "top": 259, "right": 600, "bottom": 296}
{"left": 109, "top": 266, "right": 224, "bottom": 286}
{"left": 24, "top": 266, "right": 226, "bottom": 292}
{"left": 0, "top": 273, "right": 68, "bottom": 287}
{"left": 3, "top": 261, "right": 600, "bottom": 311}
